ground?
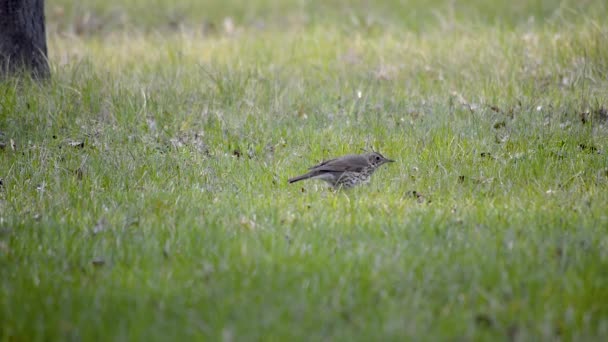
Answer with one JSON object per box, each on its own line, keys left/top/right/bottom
{"left": 1, "top": 0, "right": 608, "bottom": 340}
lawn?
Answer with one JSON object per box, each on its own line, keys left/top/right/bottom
{"left": 1, "top": 0, "right": 608, "bottom": 340}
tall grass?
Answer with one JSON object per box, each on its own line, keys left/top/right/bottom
{"left": 1, "top": 0, "right": 608, "bottom": 340}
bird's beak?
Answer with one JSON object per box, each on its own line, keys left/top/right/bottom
{"left": 385, "top": 159, "right": 395, "bottom": 163}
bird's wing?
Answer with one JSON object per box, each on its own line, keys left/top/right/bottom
{"left": 309, "top": 155, "right": 369, "bottom": 173}
{"left": 308, "top": 157, "right": 338, "bottom": 169}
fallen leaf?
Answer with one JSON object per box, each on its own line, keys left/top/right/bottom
{"left": 66, "top": 140, "right": 85, "bottom": 148}
{"left": 595, "top": 106, "right": 608, "bottom": 121}
{"left": 169, "top": 137, "right": 185, "bottom": 148}
{"left": 91, "top": 258, "right": 105, "bottom": 267}
{"left": 475, "top": 313, "right": 494, "bottom": 328}
{"left": 493, "top": 121, "right": 506, "bottom": 129}
{"left": 73, "top": 167, "right": 85, "bottom": 180}
{"left": 578, "top": 143, "right": 598, "bottom": 153}
{"left": 240, "top": 216, "right": 256, "bottom": 230}
{"left": 408, "top": 190, "right": 428, "bottom": 204}
{"left": 580, "top": 111, "right": 590, "bottom": 124}
{"left": 495, "top": 133, "right": 510, "bottom": 144}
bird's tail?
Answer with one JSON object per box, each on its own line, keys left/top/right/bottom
{"left": 288, "top": 172, "right": 313, "bottom": 184}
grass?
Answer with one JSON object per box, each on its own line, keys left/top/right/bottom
{"left": 2, "top": 0, "right": 608, "bottom": 340}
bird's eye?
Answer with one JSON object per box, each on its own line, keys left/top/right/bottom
{"left": 376, "top": 156, "right": 381, "bottom": 161}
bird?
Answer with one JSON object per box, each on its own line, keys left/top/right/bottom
{"left": 288, "top": 152, "right": 395, "bottom": 189}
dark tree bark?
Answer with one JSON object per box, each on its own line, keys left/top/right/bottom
{"left": 0, "top": 0, "right": 49, "bottom": 78}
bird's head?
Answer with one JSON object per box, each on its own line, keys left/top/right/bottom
{"left": 366, "top": 152, "right": 395, "bottom": 168}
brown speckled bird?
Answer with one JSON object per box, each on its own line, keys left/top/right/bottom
{"left": 288, "top": 152, "right": 394, "bottom": 189}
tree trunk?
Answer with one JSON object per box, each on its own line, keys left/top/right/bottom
{"left": 0, "top": 0, "right": 49, "bottom": 78}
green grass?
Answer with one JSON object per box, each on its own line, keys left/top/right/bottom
{"left": 2, "top": 0, "right": 608, "bottom": 340}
